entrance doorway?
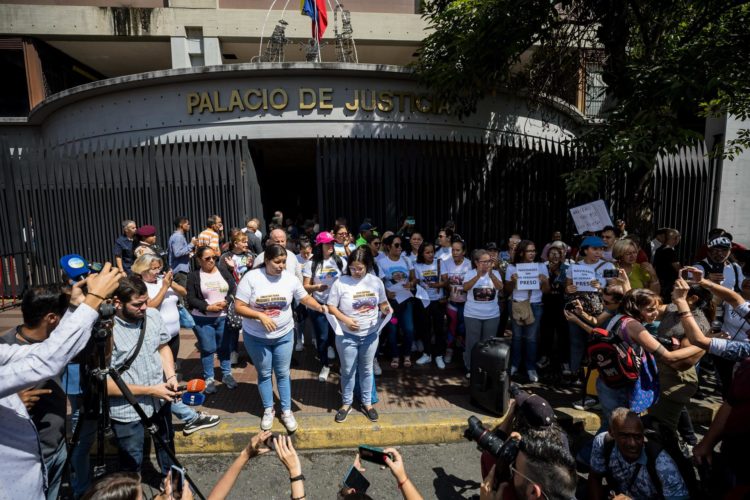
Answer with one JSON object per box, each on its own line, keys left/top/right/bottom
{"left": 250, "top": 139, "right": 318, "bottom": 230}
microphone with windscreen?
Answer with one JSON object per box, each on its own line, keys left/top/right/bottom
{"left": 178, "top": 379, "right": 208, "bottom": 406}
{"left": 181, "top": 392, "right": 206, "bottom": 406}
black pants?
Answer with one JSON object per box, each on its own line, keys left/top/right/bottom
{"left": 415, "top": 300, "right": 447, "bottom": 357}
{"left": 540, "top": 295, "right": 568, "bottom": 363}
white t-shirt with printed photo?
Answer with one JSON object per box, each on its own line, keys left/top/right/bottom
{"left": 378, "top": 255, "right": 414, "bottom": 304}
{"left": 441, "top": 257, "right": 472, "bottom": 303}
{"left": 303, "top": 257, "right": 347, "bottom": 304}
{"left": 145, "top": 279, "right": 180, "bottom": 338}
{"left": 327, "top": 274, "right": 387, "bottom": 336}
{"left": 464, "top": 269, "right": 503, "bottom": 319}
{"left": 506, "top": 263, "right": 548, "bottom": 303}
{"left": 235, "top": 268, "right": 308, "bottom": 339}
{"left": 333, "top": 242, "right": 356, "bottom": 258}
{"left": 414, "top": 260, "right": 444, "bottom": 302}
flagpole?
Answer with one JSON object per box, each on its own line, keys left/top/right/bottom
{"left": 314, "top": 0, "right": 321, "bottom": 62}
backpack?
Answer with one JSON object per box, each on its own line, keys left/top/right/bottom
{"left": 585, "top": 315, "right": 642, "bottom": 389}
{"left": 602, "top": 422, "right": 703, "bottom": 499}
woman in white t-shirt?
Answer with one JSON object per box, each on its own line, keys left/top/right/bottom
{"left": 379, "top": 235, "right": 417, "bottom": 368}
{"left": 462, "top": 249, "right": 504, "bottom": 376}
{"left": 187, "top": 246, "right": 237, "bottom": 394}
{"left": 440, "top": 239, "right": 472, "bottom": 365}
{"left": 303, "top": 232, "right": 347, "bottom": 382}
{"left": 333, "top": 224, "right": 357, "bottom": 258}
{"left": 234, "top": 244, "right": 326, "bottom": 432}
{"left": 505, "top": 240, "right": 550, "bottom": 382}
{"left": 294, "top": 239, "right": 313, "bottom": 352}
{"left": 405, "top": 232, "right": 424, "bottom": 266}
{"left": 327, "top": 247, "right": 390, "bottom": 423}
{"left": 414, "top": 242, "right": 447, "bottom": 369}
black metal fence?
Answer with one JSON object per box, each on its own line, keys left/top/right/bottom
{"left": 0, "top": 134, "right": 718, "bottom": 292}
{"left": 0, "top": 137, "right": 264, "bottom": 286}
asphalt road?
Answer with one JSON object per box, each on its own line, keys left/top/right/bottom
{"left": 159, "top": 441, "right": 489, "bottom": 499}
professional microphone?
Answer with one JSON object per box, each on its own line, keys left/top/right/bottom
{"left": 181, "top": 392, "right": 206, "bottom": 406}
{"left": 60, "top": 254, "right": 104, "bottom": 281}
{"left": 184, "top": 379, "right": 206, "bottom": 393}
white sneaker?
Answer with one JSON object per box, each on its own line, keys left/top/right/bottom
{"left": 416, "top": 340, "right": 425, "bottom": 352}
{"left": 327, "top": 346, "right": 336, "bottom": 360}
{"left": 562, "top": 363, "right": 572, "bottom": 377}
{"left": 318, "top": 366, "right": 330, "bottom": 382}
{"left": 280, "top": 410, "right": 298, "bottom": 432}
{"left": 527, "top": 370, "right": 539, "bottom": 383}
{"left": 261, "top": 408, "right": 275, "bottom": 430}
{"left": 416, "top": 353, "right": 432, "bottom": 366}
{"left": 465, "top": 372, "right": 471, "bottom": 379}
{"left": 205, "top": 378, "right": 217, "bottom": 394}
{"left": 230, "top": 351, "right": 239, "bottom": 365}
{"left": 444, "top": 348, "right": 453, "bottom": 364}
{"left": 373, "top": 359, "right": 382, "bottom": 376}
{"left": 573, "top": 396, "right": 598, "bottom": 411}
{"left": 435, "top": 356, "right": 446, "bottom": 370}
{"left": 295, "top": 341, "right": 304, "bottom": 352}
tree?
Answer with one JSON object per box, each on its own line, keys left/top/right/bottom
{"left": 416, "top": 0, "right": 750, "bottom": 228}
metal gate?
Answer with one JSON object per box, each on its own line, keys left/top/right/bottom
{"left": 0, "top": 136, "right": 264, "bottom": 287}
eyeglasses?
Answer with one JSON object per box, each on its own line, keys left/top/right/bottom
{"left": 336, "top": 232, "right": 348, "bottom": 236}
{"left": 509, "top": 463, "right": 549, "bottom": 500}
{"left": 392, "top": 243, "right": 401, "bottom": 248}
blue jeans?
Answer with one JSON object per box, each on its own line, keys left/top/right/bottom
{"left": 568, "top": 321, "right": 588, "bottom": 376}
{"left": 244, "top": 329, "right": 294, "bottom": 411}
{"left": 110, "top": 403, "right": 175, "bottom": 475}
{"left": 596, "top": 377, "right": 631, "bottom": 432}
{"left": 69, "top": 395, "right": 97, "bottom": 498}
{"left": 510, "top": 303, "right": 544, "bottom": 372}
{"left": 386, "top": 299, "right": 415, "bottom": 358}
{"left": 309, "top": 308, "right": 334, "bottom": 367}
{"left": 44, "top": 441, "right": 67, "bottom": 500}
{"left": 171, "top": 400, "right": 198, "bottom": 423}
{"left": 447, "top": 301, "right": 466, "bottom": 347}
{"left": 336, "top": 332, "right": 379, "bottom": 406}
{"left": 192, "top": 315, "right": 231, "bottom": 380}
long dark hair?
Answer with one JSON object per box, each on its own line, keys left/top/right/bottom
{"left": 310, "top": 241, "right": 344, "bottom": 277}
{"left": 193, "top": 245, "right": 215, "bottom": 268}
{"left": 620, "top": 288, "right": 659, "bottom": 320}
{"left": 512, "top": 240, "right": 537, "bottom": 265}
{"left": 416, "top": 242, "right": 435, "bottom": 264}
{"left": 688, "top": 284, "right": 716, "bottom": 322}
{"left": 264, "top": 243, "right": 287, "bottom": 262}
{"left": 346, "top": 246, "right": 375, "bottom": 275}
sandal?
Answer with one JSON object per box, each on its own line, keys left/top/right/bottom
{"left": 403, "top": 358, "right": 412, "bottom": 368}
{"left": 390, "top": 358, "right": 400, "bottom": 369}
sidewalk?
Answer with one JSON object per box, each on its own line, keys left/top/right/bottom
{"left": 0, "top": 308, "right": 722, "bottom": 453}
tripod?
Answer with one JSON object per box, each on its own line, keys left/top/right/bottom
{"left": 66, "top": 306, "right": 205, "bottom": 499}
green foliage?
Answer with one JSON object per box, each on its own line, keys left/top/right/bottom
{"left": 416, "top": 0, "right": 750, "bottom": 197}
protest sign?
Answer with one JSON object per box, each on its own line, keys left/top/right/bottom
{"left": 569, "top": 200, "right": 613, "bottom": 233}
{"left": 571, "top": 265, "right": 597, "bottom": 292}
{"left": 516, "top": 263, "right": 540, "bottom": 291}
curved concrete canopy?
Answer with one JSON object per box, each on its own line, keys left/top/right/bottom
{"left": 26, "top": 62, "right": 584, "bottom": 148}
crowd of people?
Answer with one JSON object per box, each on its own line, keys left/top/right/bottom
{"left": 2, "top": 209, "right": 750, "bottom": 499}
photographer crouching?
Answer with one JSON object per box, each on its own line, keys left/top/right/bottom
{"left": 0, "top": 263, "right": 123, "bottom": 499}
{"left": 466, "top": 385, "right": 577, "bottom": 500}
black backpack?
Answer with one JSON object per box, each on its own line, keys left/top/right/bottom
{"left": 602, "top": 422, "right": 703, "bottom": 499}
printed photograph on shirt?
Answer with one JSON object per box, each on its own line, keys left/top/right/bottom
{"left": 420, "top": 269, "right": 439, "bottom": 285}
{"left": 473, "top": 287, "right": 496, "bottom": 302}
{"left": 204, "top": 280, "right": 229, "bottom": 294}
{"left": 352, "top": 291, "right": 378, "bottom": 314}
{"left": 385, "top": 267, "right": 409, "bottom": 285}
{"left": 317, "top": 266, "right": 340, "bottom": 283}
{"left": 253, "top": 294, "right": 288, "bottom": 317}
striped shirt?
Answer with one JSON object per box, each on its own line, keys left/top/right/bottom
{"left": 198, "top": 228, "right": 220, "bottom": 255}
{"left": 108, "top": 308, "right": 170, "bottom": 423}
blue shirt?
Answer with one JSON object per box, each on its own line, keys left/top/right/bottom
{"left": 168, "top": 231, "right": 194, "bottom": 274}
{"left": 113, "top": 235, "right": 135, "bottom": 273}
{"left": 708, "top": 301, "right": 750, "bottom": 362}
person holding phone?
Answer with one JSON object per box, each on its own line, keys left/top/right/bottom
{"left": 340, "top": 447, "right": 424, "bottom": 500}
{"left": 333, "top": 224, "right": 357, "bottom": 258}
{"left": 187, "top": 246, "right": 236, "bottom": 395}
{"left": 327, "top": 247, "right": 390, "bottom": 422}
{"left": 414, "top": 242, "right": 447, "bottom": 369}
{"left": 303, "top": 231, "right": 347, "bottom": 382}
{"left": 235, "top": 244, "right": 326, "bottom": 432}
{"left": 505, "top": 241, "right": 549, "bottom": 382}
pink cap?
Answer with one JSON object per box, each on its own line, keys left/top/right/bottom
{"left": 315, "top": 231, "right": 335, "bottom": 245}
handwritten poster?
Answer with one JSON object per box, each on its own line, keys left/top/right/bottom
{"left": 516, "top": 263, "right": 540, "bottom": 291}
{"left": 569, "top": 200, "right": 613, "bottom": 233}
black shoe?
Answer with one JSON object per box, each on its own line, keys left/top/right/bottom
{"left": 335, "top": 406, "right": 352, "bottom": 423}
{"left": 183, "top": 412, "right": 221, "bottom": 435}
{"left": 363, "top": 406, "right": 379, "bottom": 422}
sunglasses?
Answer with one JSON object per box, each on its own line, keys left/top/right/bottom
{"left": 202, "top": 256, "right": 218, "bottom": 261}
{"left": 392, "top": 243, "right": 401, "bottom": 248}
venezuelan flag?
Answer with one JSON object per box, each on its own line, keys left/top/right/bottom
{"left": 300, "top": 0, "right": 328, "bottom": 41}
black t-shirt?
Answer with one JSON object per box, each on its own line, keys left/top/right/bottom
{"left": 0, "top": 328, "right": 68, "bottom": 460}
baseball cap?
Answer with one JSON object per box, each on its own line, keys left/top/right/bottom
{"left": 60, "top": 254, "right": 91, "bottom": 281}
{"left": 708, "top": 236, "right": 732, "bottom": 249}
{"left": 315, "top": 231, "right": 335, "bottom": 245}
{"left": 515, "top": 391, "right": 555, "bottom": 427}
{"left": 580, "top": 236, "right": 606, "bottom": 250}
{"left": 485, "top": 242, "right": 499, "bottom": 251}
{"left": 359, "top": 222, "right": 376, "bottom": 233}
{"left": 136, "top": 225, "right": 156, "bottom": 237}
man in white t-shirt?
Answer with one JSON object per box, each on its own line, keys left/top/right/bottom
{"left": 253, "top": 228, "right": 302, "bottom": 282}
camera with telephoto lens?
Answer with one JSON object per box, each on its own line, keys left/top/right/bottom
{"left": 464, "top": 416, "right": 521, "bottom": 487}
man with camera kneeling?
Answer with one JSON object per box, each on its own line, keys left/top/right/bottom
{"left": 107, "top": 275, "right": 180, "bottom": 474}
